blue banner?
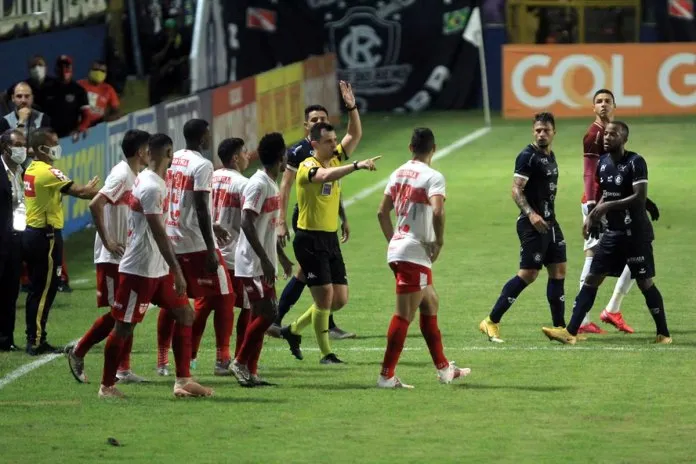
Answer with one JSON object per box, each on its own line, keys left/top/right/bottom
{"left": 53, "top": 124, "right": 108, "bottom": 238}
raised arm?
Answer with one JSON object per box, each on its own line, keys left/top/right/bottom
{"left": 338, "top": 81, "right": 362, "bottom": 156}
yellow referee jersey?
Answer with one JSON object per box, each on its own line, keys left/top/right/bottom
{"left": 296, "top": 154, "right": 342, "bottom": 233}
{"left": 24, "top": 160, "right": 73, "bottom": 229}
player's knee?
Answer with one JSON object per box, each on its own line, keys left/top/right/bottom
{"left": 295, "top": 268, "right": 305, "bottom": 282}
{"left": 114, "top": 321, "right": 134, "bottom": 338}
{"left": 584, "top": 248, "right": 595, "bottom": 258}
{"left": 330, "top": 286, "right": 348, "bottom": 311}
{"left": 636, "top": 278, "right": 653, "bottom": 291}
{"left": 583, "top": 274, "right": 603, "bottom": 288}
{"left": 548, "top": 263, "right": 567, "bottom": 280}
{"left": 518, "top": 269, "right": 539, "bottom": 284}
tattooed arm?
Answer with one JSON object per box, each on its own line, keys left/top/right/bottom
{"left": 511, "top": 175, "right": 549, "bottom": 234}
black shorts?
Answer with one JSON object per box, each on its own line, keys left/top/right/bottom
{"left": 517, "top": 218, "right": 567, "bottom": 270}
{"left": 291, "top": 204, "right": 299, "bottom": 233}
{"left": 293, "top": 229, "right": 347, "bottom": 287}
{"left": 590, "top": 230, "right": 655, "bottom": 279}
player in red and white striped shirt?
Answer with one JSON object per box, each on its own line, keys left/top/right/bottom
{"left": 191, "top": 137, "right": 250, "bottom": 370}
{"left": 99, "top": 133, "right": 212, "bottom": 398}
{"left": 67, "top": 129, "right": 150, "bottom": 384}
{"left": 158, "top": 119, "right": 235, "bottom": 376}
{"left": 376, "top": 128, "right": 470, "bottom": 389}
{"left": 232, "top": 133, "right": 293, "bottom": 386}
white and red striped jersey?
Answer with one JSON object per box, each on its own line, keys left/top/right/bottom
{"left": 119, "top": 169, "right": 169, "bottom": 278}
{"left": 211, "top": 168, "right": 248, "bottom": 269}
{"left": 94, "top": 161, "right": 136, "bottom": 264}
{"left": 165, "top": 149, "right": 215, "bottom": 254}
{"left": 384, "top": 160, "right": 446, "bottom": 268}
{"left": 234, "top": 170, "right": 280, "bottom": 278}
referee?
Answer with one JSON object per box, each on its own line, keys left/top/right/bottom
{"left": 0, "top": 129, "right": 27, "bottom": 351}
{"left": 23, "top": 128, "right": 100, "bottom": 355}
{"left": 280, "top": 122, "right": 380, "bottom": 363}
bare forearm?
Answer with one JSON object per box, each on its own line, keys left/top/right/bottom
{"left": 242, "top": 222, "right": 271, "bottom": 264}
{"left": 314, "top": 164, "right": 356, "bottom": 183}
{"left": 339, "top": 197, "right": 347, "bottom": 223}
{"left": 279, "top": 172, "right": 294, "bottom": 222}
{"left": 90, "top": 204, "right": 111, "bottom": 246}
{"left": 512, "top": 186, "right": 533, "bottom": 216}
{"left": 195, "top": 203, "right": 216, "bottom": 252}
{"left": 276, "top": 242, "right": 290, "bottom": 263}
{"left": 602, "top": 193, "right": 644, "bottom": 212}
{"left": 377, "top": 213, "right": 393, "bottom": 242}
{"left": 70, "top": 185, "right": 97, "bottom": 199}
{"left": 433, "top": 212, "right": 445, "bottom": 245}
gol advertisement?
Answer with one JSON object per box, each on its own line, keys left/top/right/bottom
{"left": 503, "top": 44, "right": 696, "bottom": 118}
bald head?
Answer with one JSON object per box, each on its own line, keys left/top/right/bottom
{"left": 12, "top": 82, "right": 33, "bottom": 110}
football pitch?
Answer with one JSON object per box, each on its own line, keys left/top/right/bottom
{"left": 1, "top": 111, "right": 696, "bottom": 463}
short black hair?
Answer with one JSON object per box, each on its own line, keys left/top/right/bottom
{"left": 304, "top": 104, "right": 329, "bottom": 121}
{"left": 121, "top": 129, "right": 151, "bottom": 158}
{"left": 309, "top": 122, "right": 334, "bottom": 142}
{"left": 257, "top": 132, "right": 286, "bottom": 167}
{"left": 593, "top": 88, "right": 615, "bottom": 104}
{"left": 29, "top": 127, "right": 57, "bottom": 152}
{"left": 149, "top": 133, "right": 173, "bottom": 153}
{"left": 410, "top": 127, "right": 435, "bottom": 155}
{"left": 218, "top": 138, "right": 245, "bottom": 165}
{"left": 533, "top": 112, "right": 556, "bottom": 129}
{"left": 610, "top": 120, "right": 629, "bottom": 138}
{"left": 183, "top": 119, "right": 209, "bottom": 145}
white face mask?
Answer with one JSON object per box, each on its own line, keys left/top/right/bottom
{"left": 30, "top": 65, "right": 46, "bottom": 81}
{"left": 48, "top": 145, "right": 62, "bottom": 160}
{"left": 10, "top": 146, "right": 27, "bottom": 164}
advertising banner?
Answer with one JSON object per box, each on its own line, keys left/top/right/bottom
{"left": 53, "top": 123, "right": 107, "bottom": 237}
{"left": 503, "top": 44, "right": 696, "bottom": 118}
{"left": 0, "top": 0, "right": 107, "bottom": 40}
{"left": 211, "top": 77, "right": 257, "bottom": 166}
{"left": 255, "top": 62, "right": 305, "bottom": 147}
{"left": 303, "top": 54, "right": 340, "bottom": 125}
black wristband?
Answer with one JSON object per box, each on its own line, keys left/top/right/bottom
{"left": 346, "top": 105, "right": 357, "bottom": 112}
{"left": 353, "top": 160, "right": 359, "bottom": 171}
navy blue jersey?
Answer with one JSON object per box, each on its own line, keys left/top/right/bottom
{"left": 286, "top": 138, "right": 348, "bottom": 172}
{"left": 514, "top": 144, "right": 559, "bottom": 222}
{"left": 597, "top": 151, "right": 653, "bottom": 239}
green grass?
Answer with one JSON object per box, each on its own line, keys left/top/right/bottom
{"left": 2, "top": 111, "right": 696, "bottom": 463}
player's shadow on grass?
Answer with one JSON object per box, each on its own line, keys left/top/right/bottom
{"left": 458, "top": 383, "right": 574, "bottom": 392}
{"left": 351, "top": 361, "right": 431, "bottom": 367}
{"left": 353, "top": 334, "right": 421, "bottom": 340}
{"left": 204, "top": 397, "right": 288, "bottom": 404}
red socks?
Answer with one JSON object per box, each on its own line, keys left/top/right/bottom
{"left": 191, "top": 295, "right": 235, "bottom": 362}
{"left": 172, "top": 323, "right": 193, "bottom": 378}
{"left": 157, "top": 309, "right": 175, "bottom": 367}
{"left": 381, "top": 315, "right": 410, "bottom": 378}
{"left": 235, "top": 307, "right": 251, "bottom": 358}
{"left": 75, "top": 312, "right": 115, "bottom": 358}
{"left": 237, "top": 314, "right": 272, "bottom": 374}
{"left": 420, "top": 314, "right": 448, "bottom": 370}
{"left": 102, "top": 331, "right": 128, "bottom": 387}
{"left": 191, "top": 298, "right": 213, "bottom": 360}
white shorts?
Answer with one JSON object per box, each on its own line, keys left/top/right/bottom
{"left": 581, "top": 203, "right": 601, "bottom": 251}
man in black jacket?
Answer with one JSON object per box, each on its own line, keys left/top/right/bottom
{"left": 0, "top": 129, "right": 28, "bottom": 351}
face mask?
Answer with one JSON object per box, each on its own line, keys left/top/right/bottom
{"left": 89, "top": 70, "right": 106, "bottom": 84}
{"left": 30, "top": 65, "right": 46, "bottom": 81}
{"left": 45, "top": 145, "right": 62, "bottom": 160}
{"left": 10, "top": 146, "right": 26, "bottom": 164}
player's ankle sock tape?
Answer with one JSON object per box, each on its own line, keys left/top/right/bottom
{"left": 489, "top": 275, "right": 528, "bottom": 323}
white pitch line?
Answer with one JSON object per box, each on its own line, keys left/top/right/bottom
{"left": 255, "top": 344, "right": 693, "bottom": 354}
{"left": 0, "top": 126, "right": 492, "bottom": 389}
{"left": 0, "top": 338, "right": 79, "bottom": 390}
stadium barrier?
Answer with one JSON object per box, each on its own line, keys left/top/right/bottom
{"left": 503, "top": 43, "right": 696, "bottom": 118}
{"left": 56, "top": 52, "right": 339, "bottom": 239}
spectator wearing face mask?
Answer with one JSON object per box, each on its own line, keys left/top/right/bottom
{"left": 42, "top": 55, "right": 91, "bottom": 141}
{"left": 78, "top": 60, "right": 121, "bottom": 128}
{"left": 4, "top": 55, "right": 57, "bottom": 114}
{"left": 0, "top": 83, "right": 52, "bottom": 154}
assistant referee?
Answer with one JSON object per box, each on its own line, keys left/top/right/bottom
{"left": 280, "top": 122, "right": 380, "bottom": 364}
{"left": 23, "top": 128, "right": 100, "bottom": 355}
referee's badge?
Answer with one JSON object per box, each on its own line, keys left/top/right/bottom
{"left": 321, "top": 183, "right": 332, "bottom": 195}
